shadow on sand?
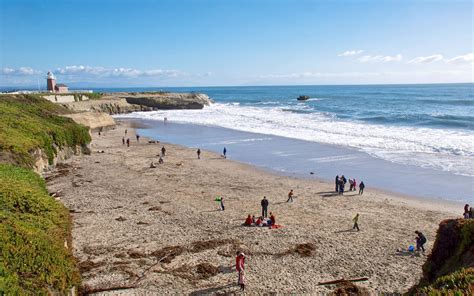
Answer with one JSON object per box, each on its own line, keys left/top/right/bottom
{"left": 189, "top": 283, "right": 236, "bottom": 296}
{"left": 334, "top": 228, "right": 358, "bottom": 234}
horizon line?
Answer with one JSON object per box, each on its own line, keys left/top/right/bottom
{"left": 1, "top": 81, "right": 473, "bottom": 90}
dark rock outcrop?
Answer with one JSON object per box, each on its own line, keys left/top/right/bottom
{"left": 124, "top": 93, "right": 212, "bottom": 110}
{"left": 59, "top": 92, "right": 213, "bottom": 114}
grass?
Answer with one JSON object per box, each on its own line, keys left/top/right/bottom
{"left": 0, "top": 94, "right": 90, "bottom": 293}
{"left": 411, "top": 219, "right": 474, "bottom": 295}
{"left": 72, "top": 92, "right": 103, "bottom": 100}
{"left": 0, "top": 94, "right": 91, "bottom": 168}
{"left": 0, "top": 164, "right": 80, "bottom": 294}
{"left": 417, "top": 268, "right": 473, "bottom": 295}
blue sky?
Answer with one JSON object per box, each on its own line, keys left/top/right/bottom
{"left": 0, "top": 0, "right": 472, "bottom": 87}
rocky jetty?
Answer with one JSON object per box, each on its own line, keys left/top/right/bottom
{"left": 59, "top": 92, "right": 213, "bottom": 114}
{"left": 123, "top": 92, "right": 212, "bottom": 110}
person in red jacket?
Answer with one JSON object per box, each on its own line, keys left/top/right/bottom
{"left": 236, "top": 252, "right": 246, "bottom": 290}
{"left": 244, "top": 215, "right": 253, "bottom": 226}
{"left": 269, "top": 212, "right": 276, "bottom": 226}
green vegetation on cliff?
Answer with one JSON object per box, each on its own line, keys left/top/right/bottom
{"left": 0, "top": 95, "right": 88, "bottom": 293}
{"left": 0, "top": 164, "right": 81, "bottom": 294}
{"left": 0, "top": 94, "right": 91, "bottom": 168}
{"left": 411, "top": 219, "right": 474, "bottom": 295}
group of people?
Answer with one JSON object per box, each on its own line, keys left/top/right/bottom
{"left": 243, "top": 212, "right": 276, "bottom": 227}
{"left": 121, "top": 129, "right": 141, "bottom": 147}
{"left": 335, "top": 175, "right": 365, "bottom": 195}
{"left": 463, "top": 204, "right": 473, "bottom": 219}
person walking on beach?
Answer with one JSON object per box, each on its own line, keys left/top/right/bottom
{"left": 236, "top": 252, "right": 246, "bottom": 291}
{"left": 220, "top": 196, "right": 225, "bottom": 211}
{"left": 126, "top": 138, "right": 130, "bottom": 147}
{"left": 197, "top": 148, "right": 201, "bottom": 159}
{"left": 359, "top": 181, "right": 365, "bottom": 195}
{"left": 261, "top": 196, "right": 269, "bottom": 218}
{"left": 125, "top": 129, "right": 128, "bottom": 135}
{"left": 353, "top": 213, "right": 360, "bottom": 231}
{"left": 415, "top": 231, "right": 427, "bottom": 252}
{"left": 122, "top": 137, "right": 125, "bottom": 145}
{"left": 335, "top": 175, "right": 339, "bottom": 192}
{"left": 136, "top": 134, "right": 140, "bottom": 142}
{"left": 353, "top": 179, "right": 357, "bottom": 191}
{"left": 223, "top": 147, "right": 227, "bottom": 159}
{"left": 339, "top": 179, "right": 345, "bottom": 195}
{"left": 161, "top": 146, "right": 166, "bottom": 157}
{"left": 287, "top": 189, "right": 294, "bottom": 203}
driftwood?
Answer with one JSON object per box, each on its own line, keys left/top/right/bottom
{"left": 318, "top": 277, "right": 369, "bottom": 285}
{"left": 80, "top": 255, "right": 170, "bottom": 294}
{"left": 81, "top": 284, "right": 136, "bottom": 294}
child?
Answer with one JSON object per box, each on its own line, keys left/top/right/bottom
{"left": 353, "top": 213, "right": 360, "bottom": 231}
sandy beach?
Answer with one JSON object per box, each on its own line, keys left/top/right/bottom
{"left": 45, "top": 122, "right": 461, "bottom": 295}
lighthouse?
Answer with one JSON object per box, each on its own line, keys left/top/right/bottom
{"left": 46, "top": 71, "right": 56, "bottom": 92}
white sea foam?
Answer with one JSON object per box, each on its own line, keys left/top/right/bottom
{"left": 116, "top": 103, "right": 474, "bottom": 176}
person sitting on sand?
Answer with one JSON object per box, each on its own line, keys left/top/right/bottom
{"left": 269, "top": 212, "right": 276, "bottom": 226}
{"left": 255, "top": 216, "right": 263, "bottom": 226}
{"left": 415, "top": 231, "right": 427, "bottom": 252}
{"left": 244, "top": 215, "right": 253, "bottom": 226}
{"left": 252, "top": 215, "right": 256, "bottom": 224}
{"left": 158, "top": 156, "right": 164, "bottom": 164}
{"left": 150, "top": 162, "right": 157, "bottom": 168}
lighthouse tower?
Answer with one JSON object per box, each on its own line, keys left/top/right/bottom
{"left": 46, "top": 71, "right": 56, "bottom": 92}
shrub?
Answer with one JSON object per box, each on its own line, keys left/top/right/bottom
{"left": 0, "top": 164, "right": 80, "bottom": 294}
{"left": 0, "top": 94, "right": 91, "bottom": 168}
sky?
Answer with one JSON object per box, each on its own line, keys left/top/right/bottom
{"left": 0, "top": 0, "right": 473, "bottom": 87}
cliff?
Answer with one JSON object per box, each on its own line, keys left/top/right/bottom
{"left": 0, "top": 94, "right": 86, "bottom": 294}
{"left": 410, "top": 218, "right": 474, "bottom": 294}
{"left": 63, "top": 112, "right": 116, "bottom": 131}
{"left": 60, "top": 98, "right": 151, "bottom": 114}
{"left": 59, "top": 92, "right": 213, "bottom": 114}
{"left": 123, "top": 92, "right": 212, "bottom": 109}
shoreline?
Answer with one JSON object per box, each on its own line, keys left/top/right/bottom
{"left": 120, "top": 118, "right": 462, "bottom": 215}
{"left": 48, "top": 121, "right": 461, "bottom": 294}
{"left": 117, "top": 117, "right": 472, "bottom": 205}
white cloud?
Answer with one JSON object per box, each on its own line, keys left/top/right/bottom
{"left": 258, "top": 72, "right": 381, "bottom": 79}
{"left": 407, "top": 54, "right": 444, "bottom": 64}
{"left": 446, "top": 53, "right": 474, "bottom": 64}
{"left": 1, "top": 67, "right": 41, "bottom": 75}
{"left": 358, "top": 54, "right": 403, "bottom": 63}
{"left": 55, "top": 65, "right": 184, "bottom": 78}
{"left": 338, "top": 50, "right": 364, "bottom": 57}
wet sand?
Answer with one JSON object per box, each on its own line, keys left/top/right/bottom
{"left": 46, "top": 122, "right": 461, "bottom": 294}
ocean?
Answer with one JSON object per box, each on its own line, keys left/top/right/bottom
{"left": 111, "top": 84, "right": 474, "bottom": 203}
